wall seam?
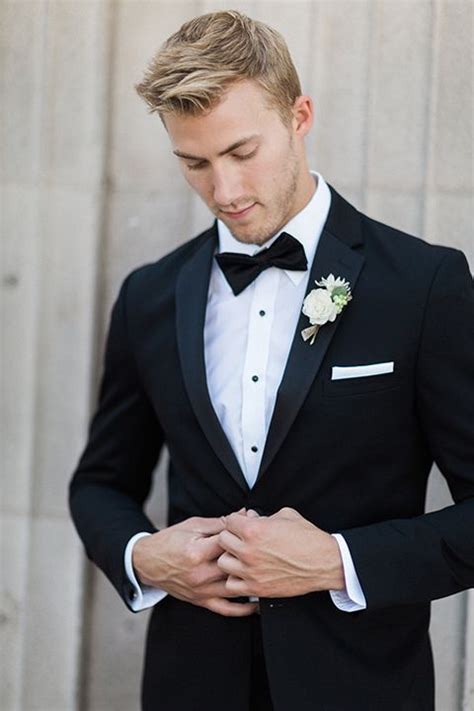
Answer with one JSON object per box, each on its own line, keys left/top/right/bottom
{"left": 75, "top": 2, "right": 117, "bottom": 710}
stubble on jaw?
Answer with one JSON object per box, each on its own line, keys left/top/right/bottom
{"left": 219, "top": 139, "right": 301, "bottom": 247}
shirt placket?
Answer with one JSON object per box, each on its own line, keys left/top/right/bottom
{"left": 241, "top": 270, "right": 279, "bottom": 488}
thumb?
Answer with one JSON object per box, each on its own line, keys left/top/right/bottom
{"left": 272, "top": 506, "right": 302, "bottom": 520}
{"left": 222, "top": 507, "right": 246, "bottom": 525}
{"left": 246, "top": 509, "right": 260, "bottom": 518}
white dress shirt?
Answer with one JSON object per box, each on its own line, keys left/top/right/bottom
{"left": 124, "top": 172, "right": 367, "bottom": 613}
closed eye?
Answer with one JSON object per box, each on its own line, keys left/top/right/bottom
{"left": 235, "top": 149, "right": 257, "bottom": 161}
{"left": 186, "top": 149, "right": 257, "bottom": 171}
{"left": 186, "top": 161, "right": 207, "bottom": 171}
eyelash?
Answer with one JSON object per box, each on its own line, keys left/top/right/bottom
{"left": 187, "top": 150, "right": 257, "bottom": 171}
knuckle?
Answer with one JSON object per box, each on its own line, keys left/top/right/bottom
{"left": 187, "top": 569, "right": 200, "bottom": 586}
{"left": 246, "top": 520, "right": 260, "bottom": 539}
{"left": 185, "top": 546, "right": 202, "bottom": 567}
{"left": 189, "top": 566, "right": 209, "bottom": 587}
{"left": 225, "top": 513, "right": 236, "bottom": 528}
{"left": 207, "top": 599, "right": 224, "bottom": 615}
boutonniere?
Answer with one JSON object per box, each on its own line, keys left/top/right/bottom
{"left": 301, "top": 273, "right": 352, "bottom": 345}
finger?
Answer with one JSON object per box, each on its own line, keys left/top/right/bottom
{"left": 217, "top": 551, "right": 245, "bottom": 577}
{"left": 224, "top": 511, "right": 252, "bottom": 539}
{"left": 191, "top": 561, "right": 229, "bottom": 587}
{"left": 246, "top": 509, "right": 260, "bottom": 518}
{"left": 205, "top": 597, "right": 259, "bottom": 618}
{"left": 218, "top": 529, "right": 245, "bottom": 555}
{"left": 271, "top": 506, "right": 301, "bottom": 520}
{"left": 196, "top": 533, "right": 225, "bottom": 559}
{"left": 184, "top": 517, "right": 227, "bottom": 535}
{"left": 221, "top": 507, "right": 246, "bottom": 526}
{"left": 196, "top": 579, "right": 246, "bottom": 598}
{"left": 225, "top": 574, "right": 253, "bottom": 596}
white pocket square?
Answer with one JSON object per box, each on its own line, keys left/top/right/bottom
{"left": 331, "top": 361, "right": 394, "bottom": 380}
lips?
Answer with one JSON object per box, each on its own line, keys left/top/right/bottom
{"left": 222, "top": 203, "right": 256, "bottom": 219}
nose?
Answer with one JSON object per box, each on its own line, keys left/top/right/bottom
{"left": 212, "top": 164, "right": 243, "bottom": 208}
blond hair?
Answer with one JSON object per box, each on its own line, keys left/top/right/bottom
{"left": 135, "top": 10, "right": 302, "bottom": 125}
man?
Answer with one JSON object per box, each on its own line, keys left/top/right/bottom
{"left": 69, "top": 10, "right": 474, "bottom": 711}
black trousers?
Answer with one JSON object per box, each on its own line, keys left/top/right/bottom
{"left": 249, "top": 614, "right": 274, "bottom": 711}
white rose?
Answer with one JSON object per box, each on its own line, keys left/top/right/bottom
{"left": 302, "top": 288, "right": 338, "bottom": 325}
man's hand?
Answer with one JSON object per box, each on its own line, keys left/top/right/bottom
{"left": 132, "top": 511, "right": 258, "bottom": 617}
{"left": 217, "top": 507, "right": 345, "bottom": 598}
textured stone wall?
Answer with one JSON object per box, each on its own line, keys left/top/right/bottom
{"left": 1, "top": 1, "right": 472, "bottom": 710}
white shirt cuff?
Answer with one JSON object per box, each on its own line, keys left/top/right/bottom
{"left": 124, "top": 532, "right": 169, "bottom": 611}
{"left": 329, "top": 533, "right": 367, "bottom": 612}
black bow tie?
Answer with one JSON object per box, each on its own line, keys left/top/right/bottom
{"left": 215, "top": 231, "right": 308, "bottom": 296}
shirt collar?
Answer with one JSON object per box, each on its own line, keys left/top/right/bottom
{"left": 216, "top": 171, "right": 331, "bottom": 288}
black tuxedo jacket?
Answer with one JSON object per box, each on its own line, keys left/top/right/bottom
{"left": 69, "top": 186, "right": 474, "bottom": 711}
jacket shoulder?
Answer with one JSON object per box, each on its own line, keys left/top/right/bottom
{"left": 361, "top": 207, "right": 469, "bottom": 288}
{"left": 328, "top": 184, "right": 468, "bottom": 274}
{"left": 361, "top": 210, "right": 470, "bottom": 276}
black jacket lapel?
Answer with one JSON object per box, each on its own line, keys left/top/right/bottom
{"left": 175, "top": 224, "right": 250, "bottom": 493}
{"left": 256, "top": 186, "right": 366, "bottom": 483}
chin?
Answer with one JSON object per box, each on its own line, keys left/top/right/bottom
{"left": 237, "top": 223, "right": 272, "bottom": 242}
{"left": 233, "top": 229, "right": 269, "bottom": 245}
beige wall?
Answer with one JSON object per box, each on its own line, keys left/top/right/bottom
{"left": 1, "top": 1, "right": 472, "bottom": 710}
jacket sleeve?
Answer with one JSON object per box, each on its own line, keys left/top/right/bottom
{"left": 341, "top": 248, "right": 474, "bottom": 609}
{"left": 68, "top": 271, "right": 165, "bottom": 610}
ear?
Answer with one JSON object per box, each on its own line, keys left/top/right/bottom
{"left": 291, "top": 95, "right": 313, "bottom": 138}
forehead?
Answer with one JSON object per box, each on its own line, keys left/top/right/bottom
{"left": 164, "top": 80, "right": 283, "bottom": 154}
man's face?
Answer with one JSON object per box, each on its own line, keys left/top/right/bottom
{"left": 164, "top": 80, "right": 312, "bottom": 245}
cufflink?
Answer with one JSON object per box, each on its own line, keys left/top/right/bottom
{"left": 127, "top": 587, "right": 138, "bottom": 601}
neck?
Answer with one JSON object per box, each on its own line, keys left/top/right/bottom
{"left": 261, "top": 169, "right": 316, "bottom": 244}
{"left": 290, "top": 170, "right": 318, "bottom": 220}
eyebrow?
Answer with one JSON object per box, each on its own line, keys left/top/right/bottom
{"left": 172, "top": 134, "right": 260, "bottom": 161}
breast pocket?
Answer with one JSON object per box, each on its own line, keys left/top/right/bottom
{"left": 322, "top": 361, "right": 406, "bottom": 398}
